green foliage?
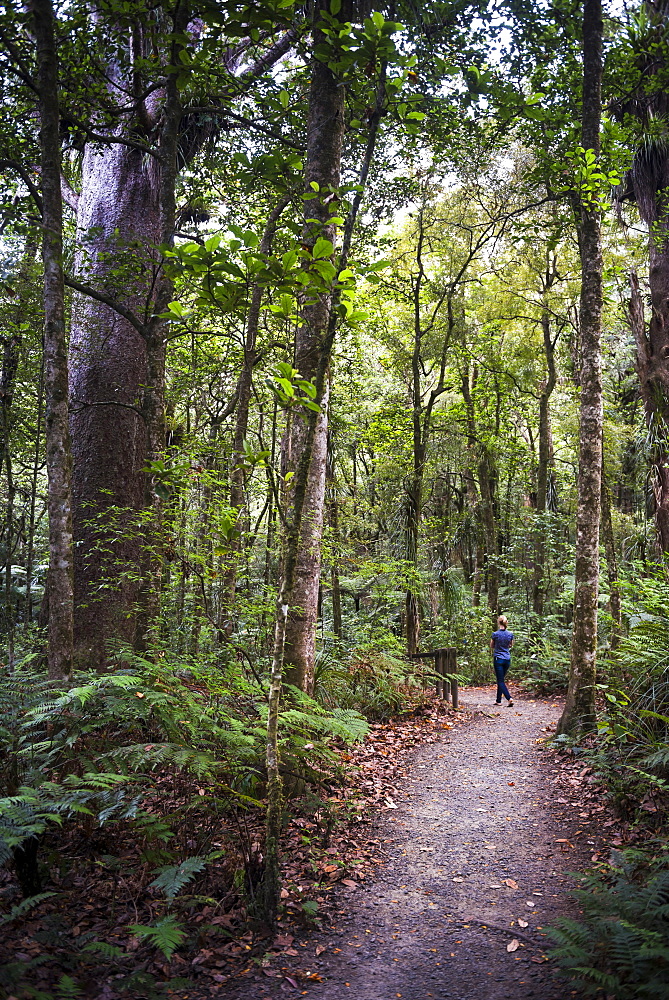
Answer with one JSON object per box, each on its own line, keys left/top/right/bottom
{"left": 149, "top": 856, "right": 208, "bottom": 900}
{"left": 128, "top": 916, "right": 187, "bottom": 961}
{"left": 550, "top": 849, "right": 669, "bottom": 998}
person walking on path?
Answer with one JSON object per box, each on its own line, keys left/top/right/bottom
{"left": 491, "top": 614, "right": 514, "bottom": 706}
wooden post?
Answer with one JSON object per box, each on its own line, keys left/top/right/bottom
{"left": 441, "top": 649, "right": 450, "bottom": 702}
{"left": 434, "top": 650, "right": 443, "bottom": 698}
{"left": 447, "top": 647, "right": 459, "bottom": 709}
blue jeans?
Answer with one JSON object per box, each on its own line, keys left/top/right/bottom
{"left": 494, "top": 657, "right": 511, "bottom": 702}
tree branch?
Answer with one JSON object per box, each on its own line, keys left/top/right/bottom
{"left": 0, "top": 159, "right": 43, "bottom": 213}
{"left": 60, "top": 173, "right": 79, "bottom": 211}
{"left": 63, "top": 275, "right": 147, "bottom": 336}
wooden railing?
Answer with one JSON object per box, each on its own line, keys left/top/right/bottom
{"left": 408, "top": 646, "right": 459, "bottom": 709}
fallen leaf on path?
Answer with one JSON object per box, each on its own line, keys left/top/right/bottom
{"left": 503, "top": 878, "right": 518, "bottom": 889}
{"left": 315, "top": 945, "right": 326, "bottom": 956}
{"left": 342, "top": 879, "right": 358, "bottom": 888}
{"left": 507, "top": 939, "right": 520, "bottom": 952}
{"left": 274, "top": 934, "right": 294, "bottom": 948}
{"left": 285, "top": 976, "right": 299, "bottom": 988}
{"left": 518, "top": 919, "right": 528, "bottom": 928}
{"left": 526, "top": 901, "right": 535, "bottom": 908}
{"left": 452, "top": 877, "right": 464, "bottom": 883}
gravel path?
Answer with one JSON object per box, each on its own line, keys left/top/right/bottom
{"left": 288, "top": 689, "right": 588, "bottom": 1000}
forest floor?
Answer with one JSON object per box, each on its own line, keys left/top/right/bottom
{"left": 223, "top": 687, "right": 615, "bottom": 1000}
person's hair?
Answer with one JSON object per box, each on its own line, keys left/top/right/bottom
{"left": 498, "top": 615, "right": 508, "bottom": 629}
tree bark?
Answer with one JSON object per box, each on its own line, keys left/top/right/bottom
{"left": 532, "top": 301, "right": 558, "bottom": 620}
{"left": 618, "top": 2, "right": 669, "bottom": 553}
{"left": 282, "top": 22, "right": 346, "bottom": 694}
{"left": 601, "top": 463, "right": 622, "bottom": 650}
{"left": 326, "top": 433, "right": 342, "bottom": 637}
{"left": 557, "top": 0, "right": 603, "bottom": 736}
{"left": 67, "top": 14, "right": 295, "bottom": 666}
{"left": 263, "top": 5, "right": 385, "bottom": 919}
{"left": 629, "top": 266, "right": 669, "bottom": 553}
{"left": 224, "top": 195, "right": 291, "bottom": 616}
{"left": 32, "top": 0, "right": 75, "bottom": 680}
{"left": 461, "top": 364, "right": 497, "bottom": 614}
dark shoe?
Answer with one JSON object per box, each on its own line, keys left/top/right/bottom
{"left": 507, "top": 700, "right": 514, "bottom": 707}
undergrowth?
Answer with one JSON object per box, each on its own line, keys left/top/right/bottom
{"left": 550, "top": 847, "right": 669, "bottom": 998}
{"left": 0, "top": 648, "right": 374, "bottom": 997}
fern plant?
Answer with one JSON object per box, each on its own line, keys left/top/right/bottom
{"left": 550, "top": 849, "right": 669, "bottom": 998}
{"left": 128, "top": 916, "right": 187, "bottom": 961}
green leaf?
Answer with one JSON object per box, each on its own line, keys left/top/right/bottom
{"left": 150, "top": 856, "right": 208, "bottom": 900}
{"left": 129, "top": 916, "right": 186, "bottom": 960}
{"left": 312, "top": 237, "right": 334, "bottom": 259}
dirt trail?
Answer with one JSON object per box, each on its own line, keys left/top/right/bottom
{"left": 283, "top": 689, "right": 589, "bottom": 1000}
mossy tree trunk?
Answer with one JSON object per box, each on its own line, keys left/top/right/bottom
{"left": 557, "top": 0, "right": 604, "bottom": 736}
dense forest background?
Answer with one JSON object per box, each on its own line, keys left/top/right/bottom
{"left": 4, "top": 0, "right": 669, "bottom": 996}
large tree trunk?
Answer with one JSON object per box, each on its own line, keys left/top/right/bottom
{"left": 69, "top": 144, "right": 160, "bottom": 668}
{"left": 618, "top": 2, "right": 669, "bottom": 552}
{"left": 629, "top": 266, "right": 669, "bottom": 552}
{"left": 32, "top": 0, "right": 75, "bottom": 680}
{"left": 282, "top": 27, "right": 346, "bottom": 694}
{"left": 557, "top": 0, "right": 603, "bottom": 736}
{"left": 69, "top": 10, "right": 186, "bottom": 666}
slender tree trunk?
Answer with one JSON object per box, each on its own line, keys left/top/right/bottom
{"left": 282, "top": 17, "right": 346, "bottom": 694}
{"left": 225, "top": 195, "right": 291, "bottom": 615}
{"left": 461, "top": 365, "right": 496, "bottom": 612}
{"left": 32, "top": 0, "right": 75, "bottom": 680}
{"left": 558, "top": 0, "right": 603, "bottom": 736}
{"left": 601, "top": 464, "right": 622, "bottom": 649}
{"left": 326, "top": 433, "right": 342, "bottom": 637}
{"left": 4, "top": 435, "right": 15, "bottom": 672}
{"left": 532, "top": 306, "right": 557, "bottom": 620}
{"left": 263, "top": 10, "right": 385, "bottom": 918}
{"left": 478, "top": 447, "right": 499, "bottom": 614}
{"left": 25, "top": 358, "right": 44, "bottom": 625}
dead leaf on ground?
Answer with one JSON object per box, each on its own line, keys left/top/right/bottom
{"left": 507, "top": 939, "right": 520, "bottom": 952}
{"left": 518, "top": 919, "right": 528, "bottom": 928}
{"left": 503, "top": 878, "right": 519, "bottom": 889}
